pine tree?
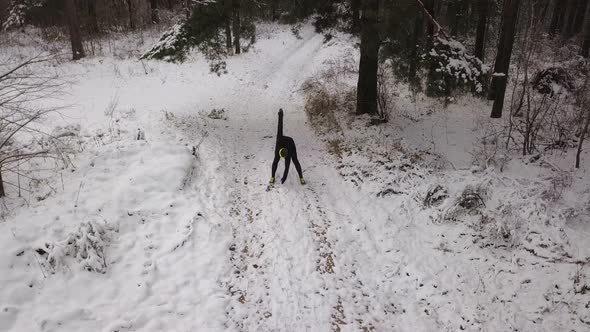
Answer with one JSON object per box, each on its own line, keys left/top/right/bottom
{"left": 582, "top": 0, "right": 590, "bottom": 57}
{"left": 408, "top": 2, "right": 423, "bottom": 80}
{"left": 356, "top": 0, "right": 380, "bottom": 115}
{"left": 65, "top": 0, "right": 85, "bottom": 60}
{"left": 489, "top": 0, "right": 521, "bottom": 118}
{"left": 351, "top": 0, "right": 360, "bottom": 32}
{"left": 150, "top": 0, "right": 160, "bottom": 23}
{"left": 233, "top": 0, "right": 241, "bottom": 54}
{"left": 474, "top": 0, "right": 489, "bottom": 61}
{"left": 549, "top": 0, "right": 566, "bottom": 35}
{"left": 225, "top": 0, "right": 233, "bottom": 50}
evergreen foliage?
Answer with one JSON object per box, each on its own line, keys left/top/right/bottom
{"left": 425, "top": 37, "right": 490, "bottom": 97}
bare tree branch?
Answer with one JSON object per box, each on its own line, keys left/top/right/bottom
{"left": 0, "top": 151, "right": 50, "bottom": 165}
{"left": 0, "top": 54, "right": 54, "bottom": 82}
{"left": 0, "top": 54, "right": 68, "bottom": 197}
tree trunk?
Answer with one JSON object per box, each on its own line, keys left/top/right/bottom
{"left": 581, "top": 0, "right": 590, "bottom": 56}
{"left": 424, "top": 0, "right": 435, "bottom": 38}
{"left": 489, "top": 0, "right": 520, "bottom": 119}
{"left": 351, "top": 0, "right": 361, "bottom": 32}
{"left": 127, "top": 0, "right": 151, "bottom": 29}
{"left": 549, "top": 0, "right": 565, "bottom": 35}
{"left": 576, "top": 107, "right": 590, "bottom": 168}
{"left": 88, "top": 0, "right": 100, "bottom": 34}
{"left": 225, "top": 0, "right": 232, "bottom": 50}
{"left": 474, "top": 0, "right": 489, "bottom": 61}
{"left": 0, "top": 0, "right": 8, "bottom": 31}
{"left": 65, "top": 0, "right": 85, "bottom": 60}
{"left": 409, "top": 2, "right": 423, "bottom": 79}
{"left": 150, "top": 0, "right": 159, "bottom": 23}
{"left": 447, "top": 0, "right": 460, "bottom": 36}
{"left": 300, "top": 0, "right": 310, "bottom": 18}
{"left": 183, "top": 0, "right": 190, "bottom": 18}
{"left": 127, "top": 0, "right": 136, "bottom": 29}
{"left": 568, "top": 0, "right": 588, "bottom": 36}
{"left": 356, "top": 0, "right": 380, "bottom": 115}
{"left": 271, "top": 0, "right": 278, "bottom": 20}
{"left": 533, "top": 0, "right": 550, "bottom": 27}
{"left": 0, "top": 167, "right": 4, "bottom": 198}
{"left": 573, "top": 0, "right": 590, "bottom": 35}
{"left": 562, "top": 0, "right": 577, "bottom": 37}
{"left": 233, "top": 0, "right": 241, "bottom": 54}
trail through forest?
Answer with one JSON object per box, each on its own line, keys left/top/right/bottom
{"left": 1, "top": 23, "right": 589, "bottom": 332}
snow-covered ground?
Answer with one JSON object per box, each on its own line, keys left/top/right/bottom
{"left": 1, "top": 23, "right": 589, "bottom": 332}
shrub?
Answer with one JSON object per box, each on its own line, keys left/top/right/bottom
{"left": 532, "top": 67, "right": 575, "bottom": 96}
{"left": 142, "top": 2, "right": 228, "bottom": 62}
{"left": 141, "top": 22, "right": 191, "bottom": 62}
{"left": 36, "top": 221, "right": 114, "bottom": 274}
{"left": 425, "top": 37, "right": 490, "bottom": 98}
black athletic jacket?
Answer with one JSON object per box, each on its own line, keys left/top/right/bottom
{"left": 271, "top": 110, "right": 303, "bottom": 183}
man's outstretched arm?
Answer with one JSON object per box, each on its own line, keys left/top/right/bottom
{"left": 277, "top": 109, "right": 284, "bottom": 138}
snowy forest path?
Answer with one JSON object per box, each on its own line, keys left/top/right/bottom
{"left": 195, "top": 25, "right": 420, "bottom": 331}
{"left": 4, "top": 21, "right": 589, "bottom": 332}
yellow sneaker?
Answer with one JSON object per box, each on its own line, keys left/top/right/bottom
{"left": 300, "top": 178, "right": 306, "bottom": 185}
{"left": 270, "top": 177, "right": 275, "bottom": 184}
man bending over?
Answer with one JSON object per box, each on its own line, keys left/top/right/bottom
{"left": 270, "top": 109, "right": 305, "bottom": 185}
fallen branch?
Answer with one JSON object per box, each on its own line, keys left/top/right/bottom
{"left": 413, "top": 0, "right": 450, "bottom": 39}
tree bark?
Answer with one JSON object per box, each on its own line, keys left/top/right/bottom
{"left": 271, "top": 0, "right": 278, "bottom": 20}
{"left": 351, "top": 0, "right": 361, "bottom": 32}
{"left": 572, "top": 0, "right": 590, "bottom": 35}
{"left": 88, "top": 0, "right": 100, "bottom": 34}
{"left": 414, "top": 0, "right": 450, "bottom": 39}
{"left": 183, "top": 0, "right": 190, "bottom": 18}
{"left": 150, "top": 0, "right": 160, "bottom": 23}
{"left": 126, "top": 0, "right": 151, "bottom": 29}
{"left": 409, "top": 2, "right": 423, "bottom": 79}
{"left": 356, "top": 0, "right": 380, "bottom": 115}
{"left": 549, "top": 0, "right": 559, "bottom": 33}
{"left": 489, "top": 0, "right": 521, "bottom": 119}
{"left": 562, "top": 0, "right": 577, "bottom": 37}
{"left": 532, "top": 0, "right": 550, "bottom": 27}
{"left": 576, "top": 107, "right": 590, "bottom": 168}
{"left": 65, "top": 0, "right": 85, "bottom": 60}
{"left": 581, "top": 0, "right": 590, "bottom": 56}
{"left": 549, "top": 0, "right": 566, "bottom": 35}
{"left": 0, "top": 0, "right": 8, "bottom": 31}
{"left": 233, "top": 0, "right": 241, "bottom": 54}
{"left": 0, "top": 167, "right": 5, "bottom": 197}
{"left": 447, "top": 0, "right": 461, "bottom": 36}
{"left": 127, "top": 0, "right": 136, "bottom": 29}
{"left": 424, "top": 0, "right": 435, "bottom": 38}
{"left": 474, "top": 0, "right": 489, "bottom": 61}
{"left": 225, "top": 0, "right": 232, "bottom": 50}
{"left": 569, "top": 0, "right": 588, "bottom": 36}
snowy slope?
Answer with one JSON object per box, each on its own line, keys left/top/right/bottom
{"left": 1, "top": 23, "right": 589, "bottom": 332}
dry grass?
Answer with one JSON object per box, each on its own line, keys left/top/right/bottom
{"left": 302, "top": 77, "right": 355, "bottom": 135}
{"left": 326, "top": 139, "right": 343, "bottom": 159}
{"left": 302, "top": 52, "right": 357, "bottom": 136}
